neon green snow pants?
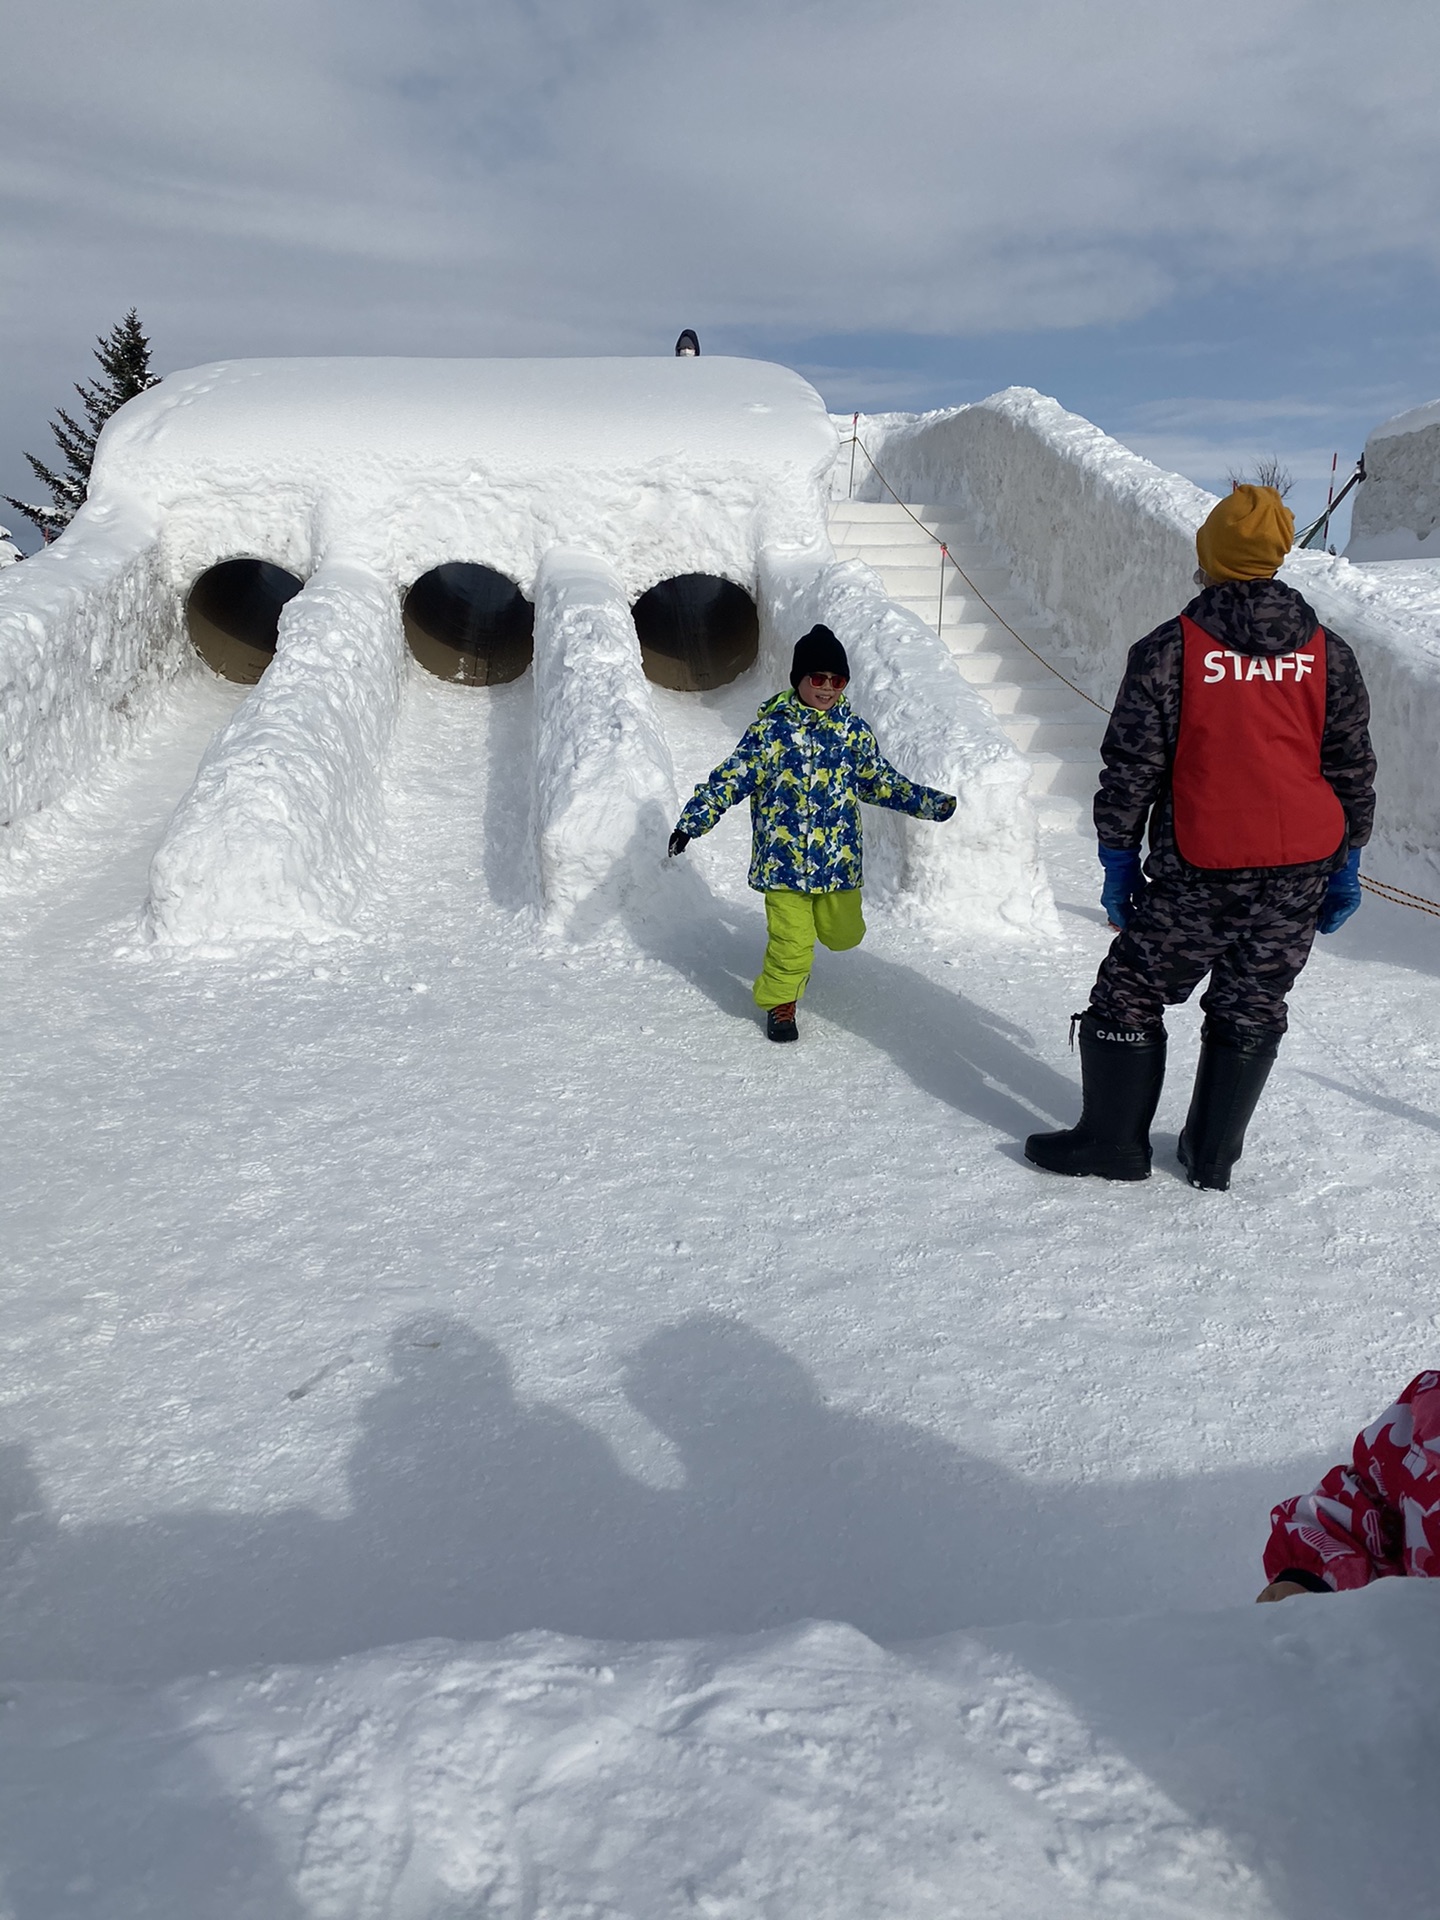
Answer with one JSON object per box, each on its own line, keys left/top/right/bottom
{"left": 752, "top": 889, "right": 866, "bottom": 1008}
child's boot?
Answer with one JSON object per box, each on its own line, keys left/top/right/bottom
{"left": 765, "top": 1002, "right": 799, "bottom": 1043}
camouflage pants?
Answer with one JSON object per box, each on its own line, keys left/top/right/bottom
{"left": 1090, "top": 867, "right": 1331, "bottom": 1039}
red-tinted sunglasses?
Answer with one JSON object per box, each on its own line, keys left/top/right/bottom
{"left": 805, "top": 672, "right": 848, "bottom": 689}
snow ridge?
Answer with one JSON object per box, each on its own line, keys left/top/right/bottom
{"left": 145, "top": 561, "right": 405, "bottom": 945}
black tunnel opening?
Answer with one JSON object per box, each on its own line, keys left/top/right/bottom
{"left": 187, "top": 559, "right": 305, "bottom": 684}
{"left": 404, "top": 564, "right": 534, "bottom": 685}
{"left": 633, "top": 575, "right": 759, "bottom": 691}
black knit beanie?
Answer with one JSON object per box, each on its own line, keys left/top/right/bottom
{"left": 674, "top": 329, "right": 700, "bottom": 355}
{"left": 789, "top": 625, "right": 850, "bottom": 690}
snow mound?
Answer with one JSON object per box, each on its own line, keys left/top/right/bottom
{"left": 145, "top": 561, "right": 405, "bottom": 945}
{"left": 3, "top": 1588, "right": 1436, "bottom": 1918}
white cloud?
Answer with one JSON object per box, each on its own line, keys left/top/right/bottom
{"left": 6, "top": 0, "right": 1440, "bottom": 342}
{"left": 4, "top": 0, "right": 1439, "bottom": 517}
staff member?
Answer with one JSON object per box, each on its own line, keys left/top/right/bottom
{"left": 1026, "top": 485, "right": 1376, "bottom": 1191}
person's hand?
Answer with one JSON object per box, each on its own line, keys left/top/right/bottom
{"left": 937, "top": 795, "right": 957, "bottom": 821}
{"left": 1256, "top": 1580, "right": 1310, "bottom": 1603}
{"left": 1097, "top": 844, "right": 1145, "bottom": 930}
{"left": 1317, "top": 847, "right": 1362, "bottom": 935}
{"left": 667, "top": 829, "right": 691, "bottom": 858}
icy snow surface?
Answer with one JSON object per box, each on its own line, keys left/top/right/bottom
{"left": 4, "top": 483, "right": 1440, "bottom": 1911}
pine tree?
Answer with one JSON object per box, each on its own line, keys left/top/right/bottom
{"left": 6, "top": 310, "right": 160, "bottom": 541}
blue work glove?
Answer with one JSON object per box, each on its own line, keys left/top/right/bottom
{"left": 1098, "top": 844, "right": 1146, "bottom": 930}
{"left": 1317, "top": 847, "right": 1362, "bottom": 934}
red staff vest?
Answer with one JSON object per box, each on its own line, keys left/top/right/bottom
{"left": 1171, "top": 615, "right": 1346, "bottom": 869}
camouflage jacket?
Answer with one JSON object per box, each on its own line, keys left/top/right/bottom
{"left": 1094, "top": 578, "right": 1376, "bottom": 881}
{"left": 676, "top": 690, "right": 955, "bottom": 894}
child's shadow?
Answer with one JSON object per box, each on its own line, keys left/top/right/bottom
{"left": 817, "top": 942, "right": 1072, "bottom": 1137}
{"left": 630, "top": 878, "right": 1074, "bottom": 1137}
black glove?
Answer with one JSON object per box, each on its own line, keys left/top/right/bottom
{"left": 667, "top": 829, "right": 691, "bottom": 858}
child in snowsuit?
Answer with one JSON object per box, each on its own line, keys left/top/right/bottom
{"left": 1258, "top": 1371, "right": 1440, "bottom": 1601}
{"left": 1026, "top": 484, "right": 1376, "bottom": 1191}
{"left": 667, "top": 626, "right": 957, "bottom": 1041}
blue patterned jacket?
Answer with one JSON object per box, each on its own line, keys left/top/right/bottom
{"left": 676, "top": 691, "right": 956, "bottom": 894}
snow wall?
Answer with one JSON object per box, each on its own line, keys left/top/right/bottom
{"left": 1347, "top": 399, "right": 1440, "bottom": 562}
{"left": 0, "top": 499, "right": 185, "bottom": 843}
{"left": 851, "top": 389, "right": 1440, "bottom": 895}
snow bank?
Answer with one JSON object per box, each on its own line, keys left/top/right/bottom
{"left": 761, "top": 548, "right": 1054, "bottom": 935}
{"left": 1348, "top": 397, "right": 1440, "bottom": 561}
{"left": 145, "top": 562, "right": 405, "bottom": 944}
{"left": 0, "top": 522, "right": 22, "bottom": 566}
{"left": 531, "top": 547, "right": 681, "bottom": 935}
{"left": 851, "top": 389, "right": 1440, "bottom": 893}
{"left": 0, "top": 500, "right": 184, "bottom": 845}
{"left": 3, "top": 1586, "right": 1436, "bottom": 1918}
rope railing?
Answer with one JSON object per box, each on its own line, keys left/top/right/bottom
{"left": 837, "top": 425, "right": 1440, "bottom": 922}
{"left": 844, "top": 429, "right": 1109, "bottom": 714}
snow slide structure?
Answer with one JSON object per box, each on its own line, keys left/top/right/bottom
{"left": 0, "top": 357, "right": 1049, "bottom": 944}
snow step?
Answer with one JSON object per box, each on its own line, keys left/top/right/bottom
{"left": 828, "top": 500, "right": 1102, "bottom": 819}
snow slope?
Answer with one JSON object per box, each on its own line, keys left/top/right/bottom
{"left": 4, "top": 502, "right": 1440, "bottom": 1909}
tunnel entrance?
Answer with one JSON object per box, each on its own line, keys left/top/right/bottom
{"left": 404, "top": 564, "right": 534, "bottom": 685}
{"left": 633, "top": 575, "right": 759, "bottom": 691}
{"left": 187, "top": 559, "right": 305, "bottom": 684}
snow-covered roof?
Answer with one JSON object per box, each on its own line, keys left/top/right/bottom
{"left": 89, "top": 356, "right": 838, "bottom": 597}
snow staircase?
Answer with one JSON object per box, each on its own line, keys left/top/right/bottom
{"left": 828, "top": 501, "right": 1104, "bottom": 817}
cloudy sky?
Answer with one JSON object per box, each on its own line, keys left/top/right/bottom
{"left": 4, "top": 0, "right": 1439, "bottom": 547}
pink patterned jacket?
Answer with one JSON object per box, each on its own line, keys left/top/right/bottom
{"left": 1264, "top": 1372, "right": 1440, "bottom": 1592}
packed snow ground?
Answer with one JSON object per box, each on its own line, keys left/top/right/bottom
{"left": 3, "top": 541, "right": 1440, "bottom": 1915}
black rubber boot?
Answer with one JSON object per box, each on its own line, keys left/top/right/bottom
{"left": 1177, "top": 1021, "right": 1279, "bottom": 1191}
{"left": 1025, "top": 1011, "right": 1167, "bottom": 1181}
{"left": 765, "top": 1001, "right": 799, "bottom": 1043}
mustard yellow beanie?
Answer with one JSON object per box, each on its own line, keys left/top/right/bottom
{"left": 1195, "top": 485, "right": 1295, "bottom": 582}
